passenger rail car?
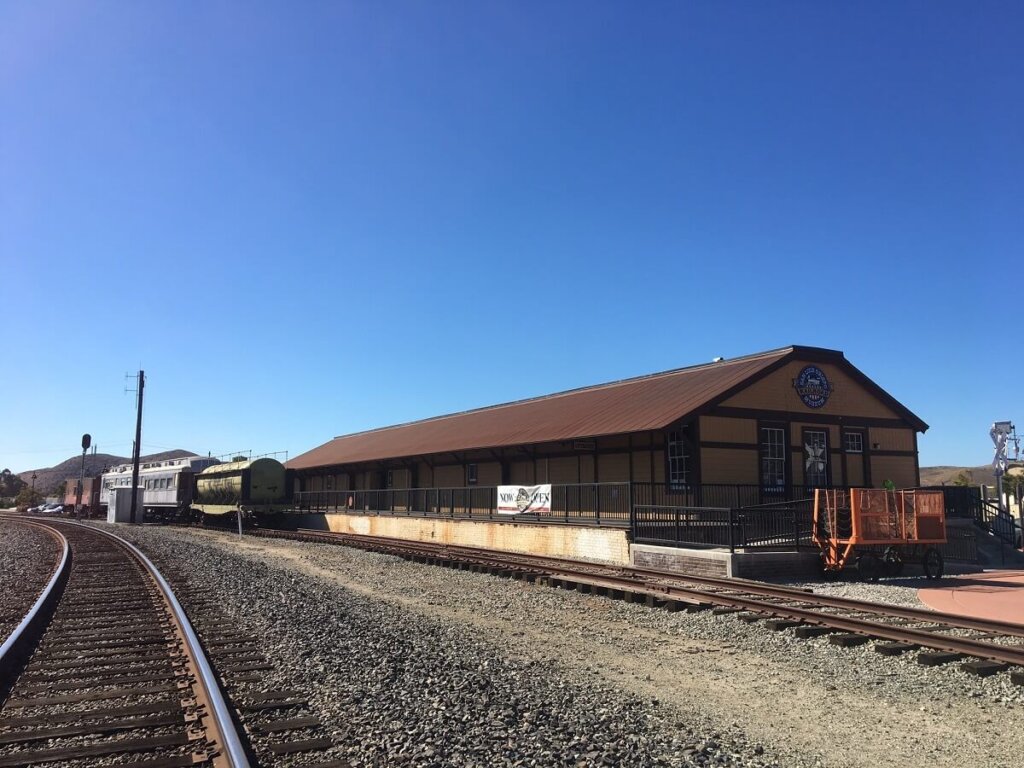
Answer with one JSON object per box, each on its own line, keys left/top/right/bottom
{"left": 101, "top": 456, "right": 221, "bottom": 519}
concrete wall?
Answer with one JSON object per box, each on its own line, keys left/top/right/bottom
{"left": 293, "top": 512, "right": 631, "bottom": 565}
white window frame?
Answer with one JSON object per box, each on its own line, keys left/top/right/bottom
{"left": 667, "top": 429, "right": 691, "bottom": 490}
{"left": 760, "top": 427, "right": 786, "bottom": 489}
{"left": 843, "top": 432, "right": 864, "bottom": 454}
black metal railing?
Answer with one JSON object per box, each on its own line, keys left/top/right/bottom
{"left": 632, "top": 498, "right": 813, "bottom": 552}
{"left": 940, "top": 526, "right": 978, "bottom": 563}
{"left": 293, "top": 483, "right": 631, "bottom": 526}
{"left": 918, "top": 485, "right": 982, "bottom": 520}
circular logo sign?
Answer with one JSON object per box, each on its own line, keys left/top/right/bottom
{"left": 515, "top": 487, "right": 532, "bottom": 513}
{"left": 794, "top": 365, "right": 832, "bottom": 409}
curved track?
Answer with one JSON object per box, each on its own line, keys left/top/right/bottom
{"left": 0, "top": 519, "right": 251, "bottom": 768}
{"left": 254, "top": 527, "right": 1024, "bottom": 672}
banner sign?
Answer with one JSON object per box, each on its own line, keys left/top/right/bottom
{"left": 497, "top": 484, "right": 552, "bottom": 515}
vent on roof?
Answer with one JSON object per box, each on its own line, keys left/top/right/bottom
{"left": 712, "top": 356, "right": 725, "bottom": 363}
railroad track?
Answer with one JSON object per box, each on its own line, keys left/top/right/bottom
{"left": 0, "top": 519, "right": 250, "bottom": 767}
{"left": 248, "top": 526, "right": 1024, "bottom": 680}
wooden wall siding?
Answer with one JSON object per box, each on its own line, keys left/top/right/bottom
{"left": 434, "top": 465, "right": 464, "bottom": 488}
{"left": 846, "top": 454, "right": 864, "bottom": 486}
{"left": 652, "top": 451, "right": 665, "bottom": 483}
{"left": 595, "top": 434, "right": 632, "bottom": 450}
{"left": 579, "top": 454, "right": 596, "bottom": 484}
{"left": 597, "top": 453, "right": 630, "bottom": 483}
{"left": 870, "top": 456, "right": 917, "bottom": 488}
{"left": 548, "top": 456, "right": 579, "bottom": 484}
{"left": 699, "top": 448, "right": 758, "bottom": 484}
{"left": 699, "top": 416, "right": 757, "bottom": 444}
{"left": 868, "top": 427, "right": 916, "bottom": 452}
{"left": 632, "top": 451, "right": 652, "bottom": 482}
{"left": 510, "top": 460, "right": 534, "bottom": 485}
{"left": 476, "top": 462, "right": 503, "bottom": 487}
{"left": 790, "top": 423, "right": 840, "bottom": 447}
{"left": 720, "top": 361, "right": 901, "bottom": 419}
{"left": 417, "top": 462, "right": 433, "bottom": 488}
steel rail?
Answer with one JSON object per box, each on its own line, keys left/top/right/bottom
{"left": 439, "top": 542, "right": 1024, "bottom": 637}
{"left": 0, "top": 521, "right": 70, "bottom": 701}
{"left": 304, "top": 529, "right": 1024, "bottom": 637}
{"left": 58, "top": 521, "right": 251, "bottom": 768}
{"left": 272, "top": 527, "right": 1024, "bottom": 666}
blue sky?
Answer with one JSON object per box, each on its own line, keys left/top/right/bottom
{"left": 2, "top": 2, "right": 1021, "bottom": 474}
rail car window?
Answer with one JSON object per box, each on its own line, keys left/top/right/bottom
{"left": 760, "top": 427, "right": 786, "bottom": 488}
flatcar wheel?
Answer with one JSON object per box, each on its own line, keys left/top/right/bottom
{"left": 882, "top": 546, "right": 904, "bottom": 578}
{"left": 923, "top": 547, "right": 944, "bottom": 580}
{"left": 856, "top": 553, "right": 882, "bottom": 583}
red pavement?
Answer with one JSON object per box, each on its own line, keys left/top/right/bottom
{"left": 918, "top": 570, "right": 1024, "bottom": 625}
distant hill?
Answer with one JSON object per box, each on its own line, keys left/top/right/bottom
{"left": 920, "top": 465, "right": 996, "bottom": 487}
{"left": 17, "top": 450, "right": 198, "bottom": 495}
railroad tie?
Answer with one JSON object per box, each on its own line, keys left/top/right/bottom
{"left": 874, "top": 642, "right": 918, "bottom": 656}
{"left": 917, "top": 651, "right": 964, "bottom": 667}
{"left": 960, "top": 660, "right": 1009, "bottom": 677}
{"left": 828, "top": 634, "right": 869, "bottom": 648}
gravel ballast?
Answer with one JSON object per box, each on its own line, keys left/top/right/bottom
{"left": 94, "top": 524, "right": 1024, "bottom": 768}
{"left": 0, "top": 521, "right": 60, "bottom": 644}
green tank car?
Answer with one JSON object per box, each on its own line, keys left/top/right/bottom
{"left": 193, "top": 458, "right": 289, "bottom": 517}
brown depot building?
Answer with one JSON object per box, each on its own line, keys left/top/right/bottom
{"left": 287, "top": 345, "right": 927, "bottom": 513}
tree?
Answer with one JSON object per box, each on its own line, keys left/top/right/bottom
{"left": 232, "top": 456, "right": 248, "bottom": 463}
{"left": 0, "top": 468, "right": 26, "bottom": 497}
{"left": 953, "top": 471, "right": 973, "bottom": 487}
{"left": 15, "top": 486, "right": 43, "bottom": 511}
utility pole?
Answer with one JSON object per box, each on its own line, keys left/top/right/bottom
{"left": 129, "top": 370, "right": 145, "bottom": 524}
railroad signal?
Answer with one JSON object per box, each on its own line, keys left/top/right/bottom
{"left": 82, "top": 433, "right": 91, "bottom": 451}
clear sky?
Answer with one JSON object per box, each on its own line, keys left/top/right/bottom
{"left": 2, "top": 2, "right": 1021, "bottom": 474}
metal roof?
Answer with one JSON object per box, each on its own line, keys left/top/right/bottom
{"left": 290, "top": 346, "right": 885, "bottom": 470}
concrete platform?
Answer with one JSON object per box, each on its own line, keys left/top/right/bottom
{"left": 630, "top": 543, "right": 822, "bottom": 579}
{"left": 918, "top": 570, "right": 1024, "bottom": 625}
{"left": 290, "top": 512, "right": 631, "bottom": 566}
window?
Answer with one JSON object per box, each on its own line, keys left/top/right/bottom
{"left": 843, "top": 432, "right": 864, "bottom": 453}
{"left": 760, "top": 427, "right": 786, "bottom": 489}
{"left": 467, "top": 464, "right": 478, "bottom": 485}
{"left": 667, "top": 429, "right": 691, "bottom": 489}
{"left": 385, "top": 470, "right": 394, "bottom": 489}
{"left": 803, "top": 429, "right": 829, "bottom": 488}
